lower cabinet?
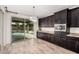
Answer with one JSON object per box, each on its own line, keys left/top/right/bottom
{"left": 66, "top": 36, "right": 79, "bottom": 53}
{"left": 37, "top": 32, "right": 79, "bottom": 53}
{"left": 43, "top": 33, "right": 49, "bottom": 41}
{"left": 76, "top": 41, "right": 79, "bottom": 53}
{"left": 37, "top": 32, "right": 54, "bottom": 43}
{"left": 59, "top": 37, "right": 67, "bottom": 48}
{"left": 67, "top": 39, "right": 76, "bottom": 51}
{"left": 37, "top": 32, "right": 44, "bottom": 39}
{"left": 50, "top": 34, "right": 54, "bottom": 43}
{"left": 54, "top": 36, "right": 60, "bottom": 45}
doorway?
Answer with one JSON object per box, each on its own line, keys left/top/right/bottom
{"left": 11, "top": 17, "right": 34, "bottom": 43}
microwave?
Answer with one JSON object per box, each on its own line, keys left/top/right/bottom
{"left": 54, "top": 24, "right": 66, "bottom": 32}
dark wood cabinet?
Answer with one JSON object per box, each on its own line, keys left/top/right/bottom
{"left": 54, "top": 32, "right": 67, "bottom": 47}
{"left": 66, "top": 37, "right": 76, "bottom": 51}
{"left": 71, "top": 37, "right": 79, "bottom": 53}
{"left": 51, "top": 15, "right": 55, "bottom": 27}
{"left": 76, "top": 40, "right": 79, "bottom": 53}
{"left": 37, "top": 32, "right": 44, "bottom": 39}
{"left": 70, "top": 7, "right": 79, "bottom": 27}
{"left": 54, "top": 9, "right": 69, "bottom": 24}
{"left": 37, "top": 31, "right": 79, "bottom": 53}
{"left": 43, "top": 33, "right": 49, "bottom": 41}
{"left": 66, "top": 36, "right": 79, "bottom": 53}
{"left": 54, "top": 12, "right": 61, "bottom": 24}
{"left": 37, "top": 31, "right": 54, "bottom": 43}
{"left": 38, "top": 7, "right": 79, "bottom": 53}
{"left": 38, "top": 15, "right": 54, "bottom": 27}
{"left": 50, "top": 34, "right": 54, "bottom": 43}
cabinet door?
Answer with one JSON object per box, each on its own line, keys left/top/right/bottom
{"left": 48, "top": 16, "right": 51, "bottom": 27}
{"left": 38, "top": 19, "right": 41, "bottom": 27}
{"left": 54, "top": 9, "right": 68, "bottom": 24}
{"left": 37, "top": 32, "right": 43, "bottom": 39}
{"left": 66, "top": 37, "right": 76, "bottom": 51}
{"left": 54, "top": 32, "right": 61, "bottom": 45}
{"left": 55, "top": 13, "right": 61, "bottom": 24}
{"left": 47, "top": 34, "right": 51, "bottom": 42}
{"left": 50, "top": 34, "right": 54, "bottom": 43}
{"left": 75, "top": 39, "right": 79, "bottom": 53}
{"left": 71, "top": 10, "right": 77, "bottom": 27}
{"left": 43, "top": 33, "right": 48, "bottom": 41}
{"left": 42, "top": 18, "right": 45, "bottom": 27}
{"left": 53, "top": 36, "right": 60, "bottom": 46}
{"left": 41, "top": 17, "right": 49, "bottom": 27}
{"left": 46, "top": 17, "right": 49, "bottom": 27}
{"left": 39, "top": 19, "right": 43, "bottom": 27}
{"left": 51, "top": 15, "right": 54, "bottom": 27}
{"left": 59, "top": 36, "right": 66, "bottom": 48}
{"left": 39, "top": 18, "right": 44, "bottom": 27}
{"left": 76, "top": 9, "right": 79, "bottom": 27}
{"left": 70, "top": 8, "right": 79, "bottom": 27}
{"left": 44, "top": 18, "right": 47, "bottom": 27}
{"left": 60, "top": 9, "right": 67, "bottom": 24}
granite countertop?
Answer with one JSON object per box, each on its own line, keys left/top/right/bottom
{"left": 67, "top": 33, "right": 79, "bottom": 38}
{"left": 38, "top": 30, "right": 54, "bottom": 34}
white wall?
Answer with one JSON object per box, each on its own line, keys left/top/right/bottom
{"left": 33, "top": 20, "right": 39, "bottom": 38}
{"left": 0, "top": 10, "right": 4, "bottom": 46}
{"left": 3, "top": 12, "right": 11, "bottom": 46}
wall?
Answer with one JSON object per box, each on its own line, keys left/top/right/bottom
{"left": 33, "top": 20, "right": 39, "bottom": 38}
{"left": 3, "top": 12, "right": 12, "bottom": 45}
{"left": 0, "top": 10, "right": 4, "bottom": 46}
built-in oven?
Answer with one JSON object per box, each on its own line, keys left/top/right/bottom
{"left": 54, "top": 24, "right": 66, "bottom": 32}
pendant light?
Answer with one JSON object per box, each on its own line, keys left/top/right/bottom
{"left": 30, "top": 6, "right": 37, "bottom": 22}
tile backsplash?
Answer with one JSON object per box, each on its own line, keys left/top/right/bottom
{"left": 70, "top": 28, "right": 79, "bottom": 33}
{"left": 40, "top": 27, "right": 79, "bottom": 33}
{"left": 41, "top": 27, "right": 54, "bottom": 32}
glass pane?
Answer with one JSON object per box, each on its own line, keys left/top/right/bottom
{"left": 24, "top": 20, "right": 34, "bottom": 39}
{"left": 12, "top": 17, "right": 25, "bottom": 43}
{"left": 10, "top": 17, "right": 25, "bottom": 53}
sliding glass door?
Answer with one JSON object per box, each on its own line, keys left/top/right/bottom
{"left": 10, "top": 17, "right": 34, "bottom": 53}
{"left": 24, "top": 20, "right": 34, "bottom": 40}
{"left": 11, "top": 17, "right": 34, "bottom": 43}
{"left": 12, "top": 17, "right": 25, "bottom": 42}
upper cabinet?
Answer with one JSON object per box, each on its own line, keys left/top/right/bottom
{"left": 39, "top": 15, "right": 54, "bottom": 27}
{"left": 54, "top": 9, "right": 69, "bottom": 24}
{"left": 70, "top": 7, "right": 79, "bottom": 27}
{"left": 38, "top": 7, "right": 79, "bottom": 28}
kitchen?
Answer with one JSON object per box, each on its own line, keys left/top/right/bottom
{"left": 37, "top": 7, "right": 79, "bottom": 53}
{"left": 0, "top": 5, "right": 79, "bottom": 54}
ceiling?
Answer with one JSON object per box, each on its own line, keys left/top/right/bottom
{"left": 5, "top": 5, "right": 79, "bottom": 18}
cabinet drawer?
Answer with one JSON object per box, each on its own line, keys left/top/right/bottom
{"left": 66, "top": 36, "right": 76, "bottom": 51}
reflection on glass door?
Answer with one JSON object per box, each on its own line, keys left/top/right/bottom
{"left": 11, "top": 17, "right": 34, "bottom": 43}
{"left": 12, "top": 17, "right": 25, "bottom": 42}
{"left": 24, "top": 20, "right": 34, "bottom": 39}
{"left": 11, "top": 17, "right": 34, "bottom": 53}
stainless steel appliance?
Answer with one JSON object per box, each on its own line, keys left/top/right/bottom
{"left": 54, "top": 24, "right": 66, "bottom": 32}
